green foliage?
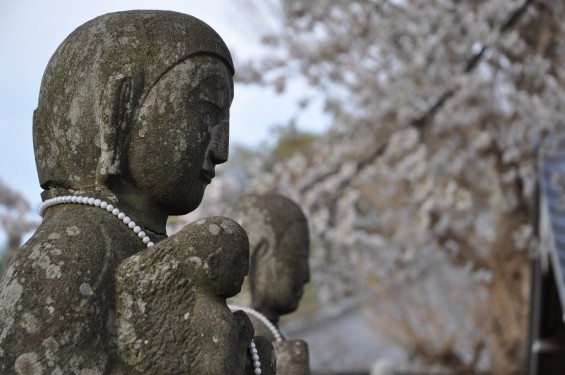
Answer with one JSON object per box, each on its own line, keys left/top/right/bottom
{"left": 218, "top": 126, "right": 317, "bottom": 176}
{"left": 226, "top": 144, "right": 268, "bottom": 170}
{"left": 272, "top": 129, "right": 316, "bottom": 162}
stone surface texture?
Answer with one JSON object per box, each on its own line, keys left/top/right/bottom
{"left": 0, "top": 204, "right": 154, "bottom": 374}
{"left": 273, "top": 341, "right": 310, "bottom": 375}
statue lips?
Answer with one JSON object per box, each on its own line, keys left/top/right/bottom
{"left": 200, "top": 168, "right": 215, "bottom": 184}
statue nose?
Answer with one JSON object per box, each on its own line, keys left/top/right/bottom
{"left": 209, "top": 120, "right": 229, "bottom": 164}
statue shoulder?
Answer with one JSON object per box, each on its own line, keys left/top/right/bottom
{"left": 0, "top": 205, "right": 141, "bottom": 372}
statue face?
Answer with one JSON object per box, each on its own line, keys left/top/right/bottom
{"left": 216, "top": 244, "right": 250, "bottom": 298}
{"left": 126, "top": 56, "right": 232, "bottom": 215}
{"left": 255, "top": 221, "right": 310, "bottom": 315}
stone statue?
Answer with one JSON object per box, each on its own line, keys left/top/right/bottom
{"left": 116, "top": 216, "right": 255, "bottom": 374}
{"left": 227, "top": 192, "right": 312, "bottom": 375}
{"left": 0, "top": 10, "right": 272, "bottom": 374}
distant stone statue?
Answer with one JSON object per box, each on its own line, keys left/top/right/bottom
{"left": 0, "top": 10, "right": 272, "bottom": 374}
{"left": 227, "top": 192, "right": 312, "bottom": 375}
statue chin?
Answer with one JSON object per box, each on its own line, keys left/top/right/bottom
{"left": 166, "top": 196, "right": 204, "bottom": 216}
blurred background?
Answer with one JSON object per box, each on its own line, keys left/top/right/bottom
{"left": 2, "top": 0, "right": 563, "bottom": 373}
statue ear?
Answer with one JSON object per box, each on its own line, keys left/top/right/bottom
{"left": 96, "top": 66, "right": 144, "bottom": 185}
{"left": 249, "top": 238, "right": 269, "bottom": 296}
{"left": 253, "top": 238, "right": 270, "bottom": 262}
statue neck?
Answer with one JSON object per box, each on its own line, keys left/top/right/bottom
{"left": 41, "top": 183, "right": 169, "bottom": 236}
{"left": 110, "top": 180, "right": 169, "bottom": 236}
{"left": 252, "top": 305, "right": 280, "bottom": 328}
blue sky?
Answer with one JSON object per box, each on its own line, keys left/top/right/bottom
{"left": 0, "top": 0, "right": 328, "bottom": 213}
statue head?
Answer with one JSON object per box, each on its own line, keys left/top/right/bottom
{"left": 33, "top": 10, "right": 233, "bottom": 215}
{"left": 177, "top": 216, "right": 250, "bottom": 299}
{"left": 227, "top": 193, "right": 310, "bottom": 321}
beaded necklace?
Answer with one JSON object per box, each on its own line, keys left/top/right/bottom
{"left": 39, "top": 195, "right": 154, "bottom": 247}
{"left": 228, "top": 304, "right": 283, "bottom": 342}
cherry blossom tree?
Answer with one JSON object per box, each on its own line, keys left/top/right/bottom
{"left": 0, "top": 179, "right": 38, "bottom": 277}
{"left": 236, "top": 0, "right": 563, "bottom": 372}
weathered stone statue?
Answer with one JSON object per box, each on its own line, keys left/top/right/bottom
{"left": 227, "top": 192, "right": 312, "bottom": 375}
{"left": 116, "top": 216, "right": 253, "bottom": 374}
{"left": 0, "top": 10, "right": 272, "bottom": 374}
